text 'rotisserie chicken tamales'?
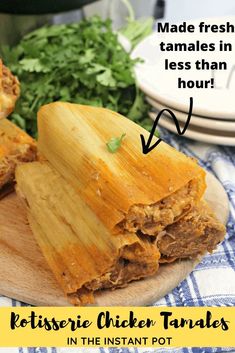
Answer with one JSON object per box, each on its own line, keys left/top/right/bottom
{"left": 16, "top": 102, "right": 225, "bottom": 305}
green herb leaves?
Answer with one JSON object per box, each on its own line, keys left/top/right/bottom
{"left": 3, "top": 17, "right": 146, "bottom": 137}
{"left": 120, "top": 17, "right": 154, "bottom": 49}
{"left": 2, "top": 16, "right": 155, "bottom": 138}
{"left": 19, "top": 58, "right": 50, "bottom": 73}
{"left": 106, "top": 133, "right": 126, "bottom": 153}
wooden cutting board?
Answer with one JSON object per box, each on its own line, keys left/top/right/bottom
{"left": 0, "top": 172, "right": 229, "bottom": 306}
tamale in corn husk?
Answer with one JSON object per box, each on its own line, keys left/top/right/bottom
{"left": 37, "top": 102, "right": 206, "bottom": 236}
{"left": 16, "top": 161, "right": 160, "bottom": 305}
{"left": 15, "top": 103, "right": 225, "bottom": 303}
{"left": 36, "top": 103, "right": 225, "bottom": 262}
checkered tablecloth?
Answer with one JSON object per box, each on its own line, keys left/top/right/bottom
{"left": 1, "top": 129, "right": 235, "bottom": 353}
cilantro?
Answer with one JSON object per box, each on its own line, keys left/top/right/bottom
{"left": 119, "top": 0, "right": 154, "bottom": 50}
{"left": 96, "top": 69, "right": 116, "bottom": 87}
{"left": 106, "top": 133, "right": 126, "bottom": 153}
{"left": 19, "top": 58, "right": 50, "bottom": 73}
{"left": 2, "top": 16, "right": 155, "bottom": 138}
{"left": 120, "top": 17, "right": 154, "bottom": 50}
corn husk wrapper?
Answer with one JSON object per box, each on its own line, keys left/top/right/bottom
{"left": 16, "top": 161, "right": 160, "bottom": 305}
{"left": 38, "top": 103, "right": 206, "bottom": 232}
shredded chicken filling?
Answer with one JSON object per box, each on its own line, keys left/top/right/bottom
{"left": 118, "top": 180, "right": 199, "bottom": 236}
{"left": 157, "top": 201, "right": 225, "bottom": 261}
{"left": 72, "top": 239, "right": 160, "bottom": 305}
{"left": 2, "top": 64, "right": 19, "bottom": 97}
{"left": 0, "top": 144, "right": 37, "bottom": 188}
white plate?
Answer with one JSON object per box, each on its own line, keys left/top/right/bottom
{"left": 132, "top": 17, "right": 235, "bottom": 120}
{"left": 146, "top": 96, "right": 235, "bottom": 132}
{"left": 149, "top": 111, "right": 235, "bottom": 146}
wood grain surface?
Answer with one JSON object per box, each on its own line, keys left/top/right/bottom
{"left": 0, "top": 172, "right": 229, "bottom": 306}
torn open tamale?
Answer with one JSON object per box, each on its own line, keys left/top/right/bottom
{"left": 16, "top": 161, "right": 160, "bottom": 305}
{"left": 0, "top": 59, "right": 20, "bottom": 119}
{"left": 15, "top": 102, "right": 226, "bottom": 303}
{"left": 37, "top": 102, "right": 206, "bottom": 236}
{"left": 0, "top": 119, "right": 37, "bottom": 195}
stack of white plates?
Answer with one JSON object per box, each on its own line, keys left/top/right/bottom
{"left": 131, "top": 17, "right": 235, "bottom": 146}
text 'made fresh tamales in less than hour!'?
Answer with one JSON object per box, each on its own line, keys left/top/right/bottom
{"left": 16, "top": 103, "right": 225, "bottom": 305}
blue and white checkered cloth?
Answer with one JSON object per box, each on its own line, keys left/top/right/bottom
{"left": 1, "top": 129, "right": 235, "bottom": 353}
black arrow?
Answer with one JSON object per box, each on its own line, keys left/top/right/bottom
{"left": 140, "top": 97, "right": 193, "bottom": 154}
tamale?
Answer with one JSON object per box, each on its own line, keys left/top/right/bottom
{"left": 38, "top": 102, "right": 206, "bottom": 236}
{"left": 0, "top": 59, "right": 20, "bottom": 119}
{"left": 0, "top": 119, "right": 37, "bottom": 194}
{"left": 16, "top": 161, "right": 160, "bottom": 305}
